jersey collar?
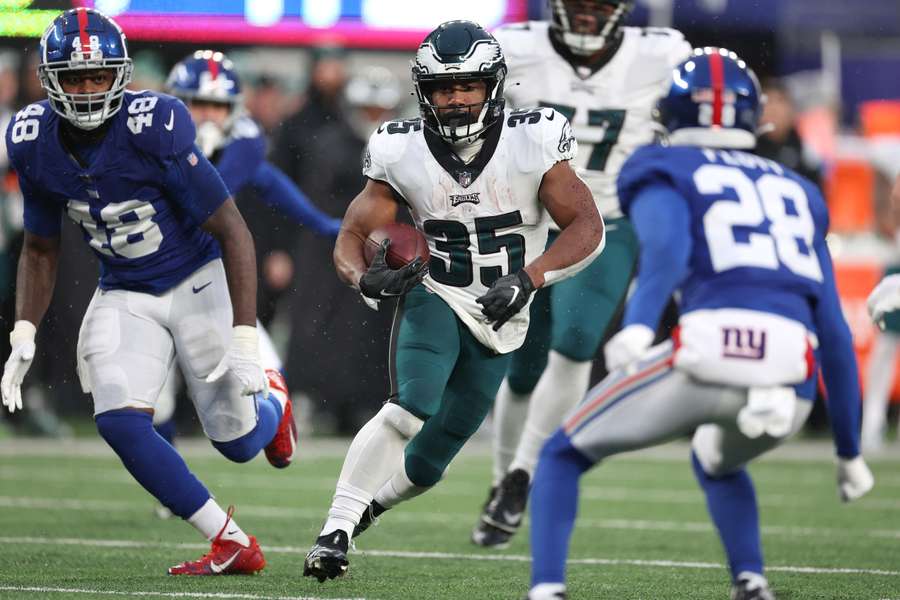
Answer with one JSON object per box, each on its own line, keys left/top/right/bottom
{"left": 424, "top": 118, "right": 503, "bottom": 189}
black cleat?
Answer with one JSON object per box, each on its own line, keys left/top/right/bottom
{"left": 471, "top": 469, "right": 529, "bottom": 549}
{"left": 303, "top": 530, "right": 349, "bottom": 582}
{"left": 353, "top": 500, "right": 387, "bottom": 539}
{"left": 730, "top": 573, "right": 775, "bottom": 600}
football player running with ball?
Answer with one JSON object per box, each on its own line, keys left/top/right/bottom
{"left": 303, "top": 20, "right": 605, "bottom": 582}
{"left": 472, "top": 0, "right": 692, "bottom": 547}
{"left": 1, "top": 8, "right": 296, "bottom": 575}
{"left": 526, "top": 49, "right": 874, "bottom": 600}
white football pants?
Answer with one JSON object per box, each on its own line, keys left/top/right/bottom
{"left": 77, "top": 259, "right": 262, "bottom": 442}
{"left": 153, "top": 319, "right": 282, "bottom": 426}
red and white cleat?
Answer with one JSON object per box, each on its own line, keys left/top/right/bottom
{"left": 264, "top": 369, "right": 298, "bottom": 469}
{"left": 168, "top": 507, "right": 265, "bottom": 575}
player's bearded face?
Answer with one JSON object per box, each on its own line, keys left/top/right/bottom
{"left": 427, "top": 79, "right": 488, "bottom": 129}
{"left": 560, "top": 0, "right": 617, "bottom": 35}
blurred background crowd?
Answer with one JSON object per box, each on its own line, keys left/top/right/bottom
{"left": 1, "top": 0, "right": 900, "bottom": 443}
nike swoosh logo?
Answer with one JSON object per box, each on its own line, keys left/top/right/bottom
{"left": 164, "top": 109, "right": 174, "bottom": 131}
{"left": 502, "top": 510, "right": 522, "bottom": 525}
{"left": 507, "top": 285, "right": 520, "bottom": 306}
{"left": 379, "top": 289, "right": 398, "bottom": 297}
{"left": 545, "top": 111, "right": 555, "bottom": 121}
{"left": 192, "top": 281, "right": 212, "bottom": 294}
{"left": 210, "top": 549, "right": 241, "bottom": 573}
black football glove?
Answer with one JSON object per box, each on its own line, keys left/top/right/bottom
{"left": 359, "top": 239, "right": 428, "bottom": 299}
{"left": 476, "top": 270, "right": 536, "bottom": 331}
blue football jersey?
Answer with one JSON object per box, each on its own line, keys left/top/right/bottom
{"left": 6, "top": 91, "right": 229, "bottom": 295}
{"left": 213, "top": 116, "right": 266, "bottom": 195}
{"left": 619, "top": 145, "right": 829, "bottom": 332}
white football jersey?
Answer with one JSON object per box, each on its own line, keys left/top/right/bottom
{"left": 364, "top": 109, "right": 576, "bottom": 354}
{"left": 494, "top": 22, "right": 692, "bottom": 219}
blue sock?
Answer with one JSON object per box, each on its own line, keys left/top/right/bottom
{"left": 211, "top": 392, "right": 282, "bottom": 463}
{"left": 95, "top": 409, "right": 209, "bottom": 519}
{"left": 530, "top": 430, "right": 595, "bottom": 587}
{"left": 691, "top": 451, "right": 763, "bottom": 578}
{"left": 153, "top": 419, "right": 177, "bottom": 446}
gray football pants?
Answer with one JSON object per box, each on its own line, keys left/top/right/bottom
{"left": 562, "top": 341, "right": 813, "bottom": 475}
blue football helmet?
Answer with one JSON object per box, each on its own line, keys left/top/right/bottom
{"left": 166, "top": 50, "right": 242, "bottom": 155}
{"left": 38, "top": 8, "right": 133, "bottom": 130}
{"left": 657, "top": 47, "right": 763, "bottom": 149}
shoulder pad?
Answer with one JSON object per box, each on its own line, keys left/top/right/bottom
{"left": 230, "top": 116, "right": 262, "bottom": 141}
{"left": 493, "top": 21, "right": 547, "bottom": 58}
{"left": 369, "top": 118, "right": 422, "bottom": 163}
{"left": 123, "top": 91, "right": 196, "bottom": 159}
{"left": 5, "top": 101, "right": 53, "bottom": 171}
{"left": 507, "top": 107, "right": 578, "bottom": 171}
{"left": 617, "top": 145, "right": 679, "bottom": 215}
{"left": 631, "top": 26, "right": 692, "bottom": 63}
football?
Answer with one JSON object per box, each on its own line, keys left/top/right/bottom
{"left": 364, "top": 222, "right": 430, "bottom": 270}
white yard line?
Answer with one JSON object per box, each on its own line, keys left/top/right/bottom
{"left": 0, "top": 587, "right": 363, "bottom": 600}
{"left": 4, "top": 465, "right": 900, "bottom": 510}
{"left": 1, "top": 535, "right": 898, "bottom": 578}
{"left": 3, "top": 495, "right": 900, "bottom": 541}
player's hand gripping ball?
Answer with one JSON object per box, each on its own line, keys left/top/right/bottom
{"left": 359, "top": 224, "right": 430, "bottom": 299}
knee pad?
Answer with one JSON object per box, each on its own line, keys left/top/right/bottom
{"left": 381, "top": 402, "right": 425, "bottom": 440}
{"left": 404, "top": 452, "right": 445, "bottom": 487}
{"left": 692, "top": 425, "right": 726, "bottom": 477}
{"left": 507, "top": 360, "right": 546, "bottom": 394}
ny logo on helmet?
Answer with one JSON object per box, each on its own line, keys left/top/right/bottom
{"left": 198, "top": 71, "right": 236, "bottom": 96}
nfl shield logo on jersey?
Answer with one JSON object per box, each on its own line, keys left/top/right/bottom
{"left": 458, "top": 170, "right": 472, "bottom": 187}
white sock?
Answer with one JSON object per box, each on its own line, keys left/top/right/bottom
{"left": 319, "top": 405, "right": 418, "bottom": 537}
{"left": 493, "top": 379, "right": 532, "bottom": 485}
{"left": 187, "top": 498, "right": 250, "bottom": 547}
{"left": 321, "top": 481, "right": 372, "bottom": 539}
{"left": 510, "top": 352, "right": 592, "bottom": 477}
{"left": 374, "top": 467, "right": 432, "bottom": 509}
{"left": 862, "top": 333, "right": 898, "bottom": 450}
{"left": 528, "top": 582, "right": 567, "bottom": 599}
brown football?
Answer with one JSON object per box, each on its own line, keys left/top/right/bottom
{"left": 364, "top": 222, "right": 430, "bottom": 269}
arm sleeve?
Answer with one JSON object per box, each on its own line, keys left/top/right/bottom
{"left": 216, "top": 136, "right": 266, "bottom": 195}
{"left": 251, "top": 161, "right": 341, "bottom": 237}
{"left": 163, "top": 144, "right": 230, "bottom": 225}
{"left": 813, "top": 240, "right": 862, "bottom": 458}
{"left": 540, "top": 110, "right": 578, "bottom": 173}
{"left": 19, "top": 171, "right": 62, "bottom": 238}
{"left": 622, "top": 182, "right": 692, "bottom": 330}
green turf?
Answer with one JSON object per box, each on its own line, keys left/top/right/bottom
{"left": 0, "top": 439, "right": 898, "bottom": 600}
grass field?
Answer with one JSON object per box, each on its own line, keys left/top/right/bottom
{"left": 0, "top": 436, "right": 898, "bottom": 600}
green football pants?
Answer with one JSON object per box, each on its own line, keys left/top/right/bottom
{"left": 506, "top": 217, "right": 638, "bottom": 394}
{"left": 393, "top": 285, "right": 511, "bottom": 486}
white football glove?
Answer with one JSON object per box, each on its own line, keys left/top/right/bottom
{"left": 837, "top": 456, "right": 875, "bottom": 503}
{"left": 867, "top": 274, "right": 900, "bottom": 328}
{"left": 205, "top": 325, "right": 269, "bottom": 396}
{"left": 604, "top": 324, "right": 655, "bottom": 372}
{"left": 1, "top": 320, "right": 37, "bottom": 414}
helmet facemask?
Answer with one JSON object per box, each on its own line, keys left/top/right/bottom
{"left": 549, "top": 0, "right": 633, "bottom": 57}
{"left": 414, "top": 74, "right": 505, "bottom": 144}
{"left": 40, "top": 61, "right": 132, "bottom": 130}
